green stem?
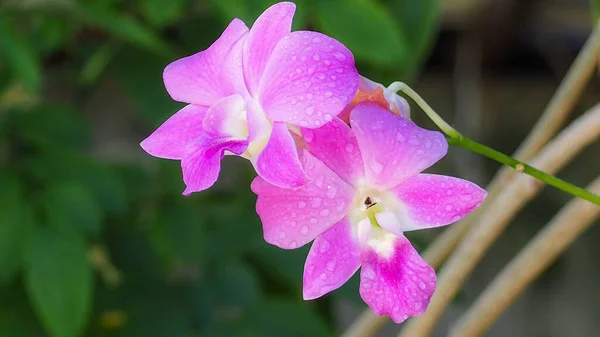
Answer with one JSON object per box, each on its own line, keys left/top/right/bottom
{"left": 389, "top": 81, "right": 600, "bottom": 206}
{"left": 448, "top": 136, "right": 600, "bottom": 205}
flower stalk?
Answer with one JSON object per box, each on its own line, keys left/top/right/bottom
{"left": 390, "top": 82, "right": 600, "bottom": 206}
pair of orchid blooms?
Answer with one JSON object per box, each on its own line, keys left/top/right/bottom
{"left": 140, "top": 2, "right": 486, "bottom": 323}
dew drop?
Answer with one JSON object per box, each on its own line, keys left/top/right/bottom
{"left": 320, "top": 209, "right": 330, "bottom": 217}
{"left": 326, "top": 261, "right": 336, "bottom": 271}
{"left": 370, "top": 161, "right": 384, "bottom": 174}
{"left": 319, "top": 240, "right": 330, "bottom": 253}
{"left": 345, "top": 143, "right": 354, "bottom": 152}
{"left": 419, "top": 281, "right": 426, "bottom": 290}
{"left": 300, "top": 226, "right": 309, "bottom": 235}
{"left": 309, "top": 217, "right": 318, "bottom": 225}
{"left": 334, "top": 52, "right": 346, "bottom": 61}
{"left": 298, "top": 201, "right": 307, "bottom": 209}
{"left": 311, "top": 197, "right": 322, "bottom": 208}
{"left": 324, "top": 91, "right": 333, "bottom": 97}
{"left": 304, "top": 106, "right": 315, "bottom": 116}
{"left": 312, "top": 54, "right": 320, "bottom": 61}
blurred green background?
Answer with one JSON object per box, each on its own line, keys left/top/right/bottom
{"left": 0, "top": 0, "right": 599, "bottom": 337}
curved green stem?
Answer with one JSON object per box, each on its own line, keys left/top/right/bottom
{"left": 389, "top": 82, "right": 600, "bottom": 206}
{"left": 448, "top": 136, "right": 600, "bottom": 205}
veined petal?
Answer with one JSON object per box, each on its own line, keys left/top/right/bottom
{"left": 163, "top": 19, "right": 248, "bottom": 106}
{"left": 202, "top": 94, "right": 247, "bottom": 139}
{"left": 259, "top": 31, "right": 358, "bottom": 128}
{"left": 391, "top": 174, "right": 487, "bottom": 231}
{"left": 251, "top": 150, "right": 354, "bottom": 249}
{"left": 301, "top": 118, "right": 364, "bottom": 185}
{"left": 243, "top": 2, "right": 295, "bottom": 96}
{"left": 359, "top": 236, "right": 436, "bottom": 323}
{"left": 303, "top": 218, "right": 361, "bottom": 300}
{"left": 350, "top": 103, "right": 447, "bottom": 190}
{"left": 140, "top": 104, "right": 207, "bottom": 160}
{"left": 181, "top": 137, "right": 248, "bottom": 195}
{"left": 253, "top": 122, "right": 308, "bottom": 188}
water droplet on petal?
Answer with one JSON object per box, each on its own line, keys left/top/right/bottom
{"left": 334, "top": 52, "right": 346, "bottom": 61}
{"left": 298, "top": 201, "right": 307, "bottom": 209}
{"left": 370, "top": 161, "right": 384, "bottom": 174}
{"left": 312, "top": 54, "right": 320, "bottom": 61}
{"left": 345, "top": 143, "right": 354, "bottom": 152}
{"left": 311, "top": 197, "right": 322, "bottom": 208}
{"left": 300, "top": 226, "right": 309, "bottom": 235}
{"left": 320, "top": 209, "right": 330, "bottom": 217}
{"left": 319, "top": 240, "right": 330, "bottom": 253}
{"left": 309, "top": 217, "right": 318, "bottom": 225}
{"left": 419, "top": 281, "right": 426, "bottom": 290}
{"left": 326, "top": 261, "right": 336, "bottom": 271}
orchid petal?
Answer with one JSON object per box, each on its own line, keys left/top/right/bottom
{"left": 243, "top": 2, "right": 295, "bottom": 96}
{"left": 181, "top": 137, "right": 247, "bottom": 195}
{"left": 140, "top": 104, "right": 207, "bottom": 160}
{"left": 251, "top": 150, "right": 354, "bottom": 249}
{"left": 202, "top": 94, "right": 247, "bottom": 139}
{"left": 350, "top": 103, "right": 448, "bottom": 189}
{"left": 303, "top": 218, "right": 361, "bottom": 300}
{"left": 253, "top": 122, "right": 307, "bottom": 188}
{"left": 359, "top": 236, "right": 436, "bottom": 323}
{"left": 301, "top": 118, "right": 364, "bottom": 185}
{"left": 163, "top": 19, "right": 248, "bottom": 106}
{"left": 259, "top": 31, "right": 358, "bottom": 128}
{"left": 359, "top": 76, "right": 410, "bottom": 118}
{"left": 392, "top": 174, "right": 487, "bottom": 231}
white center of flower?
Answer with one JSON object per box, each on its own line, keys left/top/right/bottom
{"left": 349, "top": 186, "right": 406, "bottom": 258}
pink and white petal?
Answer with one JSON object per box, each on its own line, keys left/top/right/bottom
{"left": 246, "top": 98, "right": 272, "bottom": 144}
{"left": 243, "top": 2, "right": 295, "bottom": 96}
{"left": 140, "top": 104, "right": 208, "bottom": 160}
{"left": 202, "top": 94, "right": 246, "bottom": 138}
{"left": 391, "top": 174, "right": 487, "bottom": 231}
{"left": 303, "top": 218, "right": 361, "bottom": 300}
{"left": 251, "top": 150, "right": 355, "bottom": 249}
{"left": 259, "top": 31, "right": 359, "bottom": 128}
{"left": 252, "top": 122, "right": 307, "bottom": 188}
{"left": 359, "top": 236, "right": 436, "bottom": 323}
{"left": 301, "top": 118, "right": 363, "bottom": 185}
{"left": 163, "top": 19, "right": 248, "bottom": 106}
{"left": 181, "top": 137, "right": 248, "bottom": 195}
{"left": 350, "top": 103, "right": 448, "bottom": 190}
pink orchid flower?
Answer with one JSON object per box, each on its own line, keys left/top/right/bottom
{"left": 251, "top": 103, "right": 486, "bottom": 323}
{"left": 140, "top": 2, "right": 359, "bottom": 194}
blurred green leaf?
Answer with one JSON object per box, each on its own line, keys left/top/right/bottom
{"left": 386, "top": 0, "right": 440, "bottom": 75}
{"left": 24, "top": 227, "right": 93, "bottom": 337}
{"left": 114, "top": 47, "right": 180, "bottom": 124}
{"left": 72, "top": 3, "right": 173, "bottom": 55}
{"left": 245, "top": 299, "right": 332, "bottom": 337}
{"left": 314, "top": 0, "right": 407, "bottom": 67}
{"left": 209, "top": 0, "right": 306, "bottom": 29}
{"left": 593, "top": 0, "right": 600, "bottom": 22}
{"left": 149, "top": 204, "right": 206, "bottom": 262}
{"left": 0, "top": 285, "right": 46, "bottom": 337}
{"left": 123, "top": 298, "right": 188, "bottom": 337}
{"left": 12, "top": 105, "right": 91, "bottom": 150}
{"left": 43, "top": 181, "right": 103, "bottom": 237}
{"left": 0, "top": 16, "right": 41, "bottom": 93}
{"left": 80, "top": 40, "right": 121, "bottom": 85}
{"left": 0, "top": 175, "right": 35, "bottom": 285}
{"left": 139, "top": 0, "right": 188, "bottom": 27}
{"left": 188, "top": 260, "right": 260, "bottom": 329}
{"left": 250, "top": 244, "right": 309, "bottom": 290}
{"left": 25, "top": 151, "right": 127, "bottom": 213}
